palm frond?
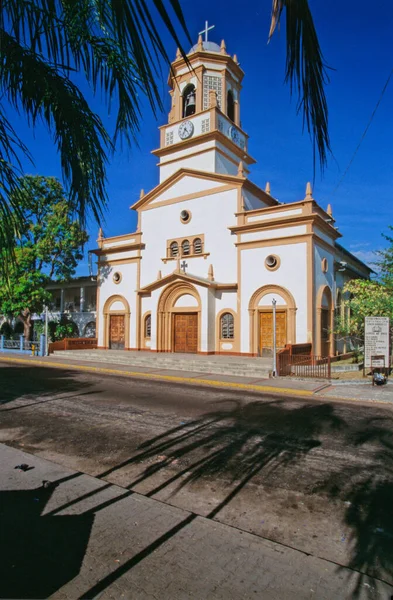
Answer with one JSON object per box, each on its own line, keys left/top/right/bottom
{"left": 0, "top": 0, "right": 191, "bottom": 241}
{"left": 269, "top": 0, "right": 331, "bottom": 170}
{"left": 0, "top": 30, "right": 110, "bottom": 224}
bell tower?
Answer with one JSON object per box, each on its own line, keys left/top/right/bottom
{"left": 153, "top": 24, "right": 256, "bottom": 183}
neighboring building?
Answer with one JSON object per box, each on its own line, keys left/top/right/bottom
{"left": 45, "top": 276, "right": 97, "bottom": 337}
{"left": 93, "top": 33, "right": 371, "bottom": 356}
{"left": 0, "top": 275, "right": 97, "bottom": 338}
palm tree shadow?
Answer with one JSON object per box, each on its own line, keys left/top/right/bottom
{"left": 313, "top": 416, "right": 393, "bottom": 595}
{"left": 0, "top": 481, "right": 94, "bottom": 599}
{"left": 0, "top": 365, "right": 93, "bottom": 406}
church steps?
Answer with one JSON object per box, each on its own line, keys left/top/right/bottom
{"left": 51, "top": 350, "right": 272, "bottom": 378}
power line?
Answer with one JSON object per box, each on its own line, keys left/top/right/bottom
{"left": 333, "top": 66, "right": 393, "bottom": 195}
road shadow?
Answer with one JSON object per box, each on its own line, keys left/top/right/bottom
{"left": 0, "top": 365, "right": 92, "bottom": 407}
{"left": 0, "top": 477, "right": 94, "bottom": 599}
{"left": 97, "top": 397, "right": 393, "bottom": 594}
{"left": 313, "top": 414, "right": 393, "bottom": 596}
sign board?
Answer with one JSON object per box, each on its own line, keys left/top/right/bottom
{"left": 364, "top": 317, "right": 390, "bottom": 368}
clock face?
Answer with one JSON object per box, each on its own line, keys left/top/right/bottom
{"left": 178, "top": 120, "right": 194, "bottom": 140}
{"left": 229, "top": 125, "right": 240, "bottom": 145}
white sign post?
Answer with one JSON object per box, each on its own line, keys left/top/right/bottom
{"left": 364, "top": 317, "right": 390, "bottom": 371}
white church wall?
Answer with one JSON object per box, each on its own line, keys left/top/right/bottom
{"left": 174, "top": 294, "right": 198, "bottom": 307}
{"left": 97, "top": 261, "right": 138, "bottom": 348}
{"left": 314, "top": 227, "right": 335, "bottom": 247}
{"left": 140, "top": 188, "right": 238, "bottom": 288}
{"left": 240, "top": 225, "right": 307, "bottom": 242}
{"left": 240, "top": 243, "right": 308, "bottom": 352}
{"left": 159, "top": 140, "right": 215, "bottom": 166}
{"left": 152, "top": 175, "right": 223, "bottom": 204}
{"left": 314, "top": 244, "right": 335, "bottom": 293}
{"left": 159, "top": 151, "right": 216, "bottom": 182}
{"left": 207, "top": 289, "right": 216, "bottom": 351}
{"left": 242, "top": 189, "right": 269, "bottom": 211}
{"left": 246, "top": 208, "right": 302, "bottom": 223}
{"left": 215, "top": 152, "right": 238, "bottom": 176}
{"left": 99, "top": 250, "right": 139, "bottom": 262}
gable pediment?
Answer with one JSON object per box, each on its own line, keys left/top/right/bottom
{"left": 130, "top": 168, "right": 241, "bottom": 211}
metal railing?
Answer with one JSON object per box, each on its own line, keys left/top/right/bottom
{"left": 3, "top": 339, "right": 20, "bottom": 350}
{"left": 277, "top": 352, "right": 331, "bottom": 379}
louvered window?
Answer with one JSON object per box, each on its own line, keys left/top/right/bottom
{"left": 145, "top": 315, "right": 151, "bottom": 338}
{"left": 182, "top": 239, "right": 190, "bottom": 256}
{"left": 170, "top": 241, "right": 179, "bottom": 257}
{"left": 221, "top": 313, "right": 234, "bottom": 339}
{"left": 193, "top": 238, "right": 203, "bottom": 254}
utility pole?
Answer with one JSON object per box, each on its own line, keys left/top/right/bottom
{"left": 272, "top": 298, "right": 277, "bottom": 377}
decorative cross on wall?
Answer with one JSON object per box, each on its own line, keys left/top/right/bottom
{"left": 180, "top": 260, "right": 188, "bottom": 274}
{"left": 199, "top": 21, "right": 215, "bottom": 43}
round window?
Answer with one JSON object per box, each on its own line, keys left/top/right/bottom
{"left": 113, "top": 272, "right": 122, "bottom": 284}
{"left": 180, "top": 210, "right": 191, "bottom": 223}
{"left": 322, "top": 258, "right": 328, "bottom": 273}
{"left": 265, "top": 255, "right": 280, "bottom": 270}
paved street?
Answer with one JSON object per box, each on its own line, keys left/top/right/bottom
{"left": 1, "top": 362, "right": 393, "bottom": 598}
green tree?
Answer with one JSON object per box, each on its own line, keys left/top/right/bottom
{"left": 336, "top": 228, "right": 393, "bottom": 342}
{"left": 376, "top": 226, "right": 393, "bottom": 288}
{"left": 0, "top": 175, "right": 88, "bottom": 340}
{"left": 0, "top": 1, "right": 328, "bottom": 249}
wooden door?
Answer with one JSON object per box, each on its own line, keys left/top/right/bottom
{"left": 321, "top": 309, "right": 331, "bottom": 357}
{"left": 109, "top": 315, "right": 125, "bottom": 349}
{"left": 259, "top": 311, "right": 286, "bottom": 355}
{"left": 173, "top": 313, "right": 198, "bottom": 353}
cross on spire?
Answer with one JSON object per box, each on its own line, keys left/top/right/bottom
{"left": 199, "top": 20, "right": 215, "bottom": 43}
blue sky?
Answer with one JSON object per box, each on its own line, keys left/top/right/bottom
{"left": 8, "top": 0, "right": 393, "bottom": 274}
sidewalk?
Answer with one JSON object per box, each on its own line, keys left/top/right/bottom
{"left": 1, "top": 442, "right": 391, "bottom": 599}
{"left": 0, "top": 352, "right": 392, "bottom": 406}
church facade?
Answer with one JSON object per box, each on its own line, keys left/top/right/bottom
{"left": 93, "top": 35, "right": 370, "bottom": 357}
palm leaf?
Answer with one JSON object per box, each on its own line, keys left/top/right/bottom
{"left": 269, "top": 0, "right": 331, "bottom": 169}
{"left": 0, "top": 0, "right": 191, "bottom": 252}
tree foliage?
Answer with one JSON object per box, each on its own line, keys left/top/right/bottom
{"left": 0, "top": 0, "right": 329, "bottom": 252}
{"left": 336, "top": 228, "right": 393, "bottom": 340}
{"left": 0, "top": 175, "right": 88, "bottom": 339}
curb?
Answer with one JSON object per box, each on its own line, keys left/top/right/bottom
{"left": 0, "top": 355, "right": 314, "bottom": 398}
{"left": 0, "top": 355, "right": 391, "bottom": 406}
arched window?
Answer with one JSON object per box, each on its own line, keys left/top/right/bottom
{"left": 220, "top": 312, "right": 234, "bottom": 339}
{"left": 193, "top": 238, "right": 203, "bottom": 254}
{"left": 170, "top": 241, "right": 179, "bottom": 257}
{"left": 145, "top": 314, "right": 151, "bottom": 339}
{"left": 182, "top": 84, "right": 196, "bottom": 118}
{"left": 227, "top": 90, "right": 235, "bottom": 122}
{"left": 182, "top": 239, "right": 190, "bottom": 256}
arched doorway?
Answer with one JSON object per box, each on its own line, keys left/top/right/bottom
{"left": 157, "top": 283, "right": 201, "bottom": 353}
{"left": 316, "top": 286, "right": 334, "bottom": 357}
{"left": 103, "top": 295, "right": 130, "bottom": 350}
{"left": 248, "top": 285, "right": 296, "bottom": 356}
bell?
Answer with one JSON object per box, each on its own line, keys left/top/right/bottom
{"left": 185, "top": 91, "right": 196, "bottom": 116}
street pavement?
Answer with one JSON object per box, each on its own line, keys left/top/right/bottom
{"left": 1, "top": 360, "right": 393, "bottom": 598}
{"left": 1, "top": 443, "right": 391, "bottom": 600}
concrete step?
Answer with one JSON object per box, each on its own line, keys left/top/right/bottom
{"left": 52, "top": 350, "right": 272, "bottom": 378}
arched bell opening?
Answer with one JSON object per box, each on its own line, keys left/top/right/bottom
{"left": 182, "top": 84, "right": 196, "bottom": 118}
